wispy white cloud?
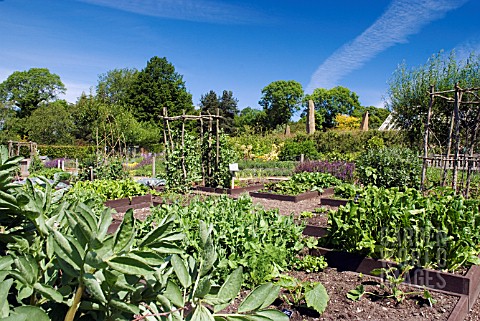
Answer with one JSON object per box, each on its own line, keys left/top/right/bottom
{"left": 455, "top": 37, "right": 480, "bottom": 61}
{"left": 306, "top": 0, "right": 468, "bottom": 93}
{"left": 76, "top": 0, "right": 265, "bottom": 24}
{"left": 60, "top": 80, "right": 94, "bottom": 103}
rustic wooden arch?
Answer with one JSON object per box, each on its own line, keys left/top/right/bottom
{"left": 160, "top": 107, "right": 225, "bottom": 186}
{"left": 421, "top": 84, "right": 480, "bottom": 196}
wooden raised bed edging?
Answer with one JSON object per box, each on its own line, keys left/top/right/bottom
{"left": 249, "top": 190, "right": 319, "bottom": 202}
{"left": 320, "top": 198, "right": 348, "bottom": 207}
{"left": 104, "top": 194, "right": 153, "bottom": 213}
{"left": 194, "top": 184, "right": 264, "bottom": 196}
{"left": 302, "top": 222, "right": 480, "bottom": 320}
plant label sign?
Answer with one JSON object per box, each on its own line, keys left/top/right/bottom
{"left": 229, "top": 163, "right": 239, "bottom": 172}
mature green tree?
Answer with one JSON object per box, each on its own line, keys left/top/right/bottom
{"left": 25, "top": 100, "right": 75, "bottom": 144}
{"left": 234, "top": 107, "right": 266, "bottom": 134}
{"left": 199, "top": 90, "right": 220, "bottom": 115}
{"left": 0, "top": 68, "right": 66, "bottom": 118}
{"left": 72, "top": 93, "right": 160, "bottom": 148}
{"left": 200, "top": 90, "right": 239, "bottom": 133}
{"left": 127, "top": 56, "right": 193, "bottom": 122}
{"left": 352, "top": 106, "right": 390, "bottom": 129}
{"left": 305, "top": 86, "right": 361, "bottom": 129}
{"left": 386, "top": 50, "right": 480, "bottom": 144}
{"left": 259, "top": 80, "right": 304, "bottom": 130}
{"left": 96, "top": 68, "right": 138, "bottom": 105}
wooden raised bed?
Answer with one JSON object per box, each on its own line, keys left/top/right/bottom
{"left": 301, "top": 225, "right": 480, "bottom": 321}
{"left": 249, "top": 190, "right": 319, "bottom": 202}
{"left": 320, "top": 197, "right": 348, "bottom": 207}
{"left": 194, "top": 184, "right": 264, "bottom": 196}
{"left": 104, "top": 194, "right": 153, "bottom": 213}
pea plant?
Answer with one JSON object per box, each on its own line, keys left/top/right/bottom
{"left": 138, "top": 195, "right": 305, "bottom": 286}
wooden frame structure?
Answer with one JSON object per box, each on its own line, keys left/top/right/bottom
{"left": 7, "top": 140, "right": 37, "bottom": 158}
{"left": 421, "top": 84, "right": 480, "bottom": 196}
{"left": 160, "top": 107, "right": 225, "bottom": 186}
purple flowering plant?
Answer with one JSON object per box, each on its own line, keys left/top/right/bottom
{"left": 294, "top": 160, "right": 355, "bottom": 182}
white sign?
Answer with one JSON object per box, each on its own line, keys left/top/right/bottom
{"left": 229, "top": 163, "right": 239, "bottom": 172}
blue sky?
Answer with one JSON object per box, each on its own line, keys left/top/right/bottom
{"left": 1, "top": 0, "right": 479, "bottom": 117}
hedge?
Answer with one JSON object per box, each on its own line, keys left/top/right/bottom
{"left": 38, "top": 145, "right": 96, "bottom": 160}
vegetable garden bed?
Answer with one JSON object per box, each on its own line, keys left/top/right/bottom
{"left": 250, "top": 190, "right": 320, "bottom": 202}
{"left": 320, "top": 197, "right": 348, "bottom": 207}
{"left": 104, "top": 194, "right": 153, "bottom": 212}
{"left": 194, "top": 184, "right": 265, "bottom": 196}
{"left": 307, "top": 246, "right": 480, "bottom": 321}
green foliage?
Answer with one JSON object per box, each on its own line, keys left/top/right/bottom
{"left": 139, "top": 195, "right": 305, "bottom": 286}
{"left": 305, "top": 86, "right": 361, "bottom": 129}
{"left": 30, "top": 168, "right": 71, "bottom": 181}
{"left": 165, "top": 131, "right": 202, "bottom": 192}
{"left": 203, "top": 132, "right": 238, "bottom": 188}
{"left": 0, "top": 150, "right": 285, "bottom": 320}
{"left": 234, "top": 107, "right": 266, "bottom": 134}
{"left": 263, "top": 172, "right": 341, "bottom": 196}
{"left": 68, "top": 179, "right": 150, "bottom": 202}
{"left": 387, "top": 50, "right": 480, "bottom": 144}
{"left": 127, "top": 56, "right": 194, "bottom": 122}
{"left": 351, "top": 106, "right": 390, "bottom": 130}
{"left": 325, "top": 186, "right": 480, "bottom": 271}
{"left": 365, "top": 136, "right": 384, "bottom": 149}
{"left": 276, "top": 275, "right": 329, "bottom": 314}
{"left": 259, "top": 80, "right": 304, "bottom": 130}
{"left": 347, "top": 265, "right": 436, "bottom": 306}
{"left": 333, "top": 183, "right": 362, "bottom": 199}
{"left": 76, "top": 157, "right": 129, "bottom": 181}
{"left": 0, "top": 68, "right": 66, "bottom": 118}
{"left": 95, "top": 68, "right": 138, "bottom": 105}
{"left": 28, "top": 154, "right": 45, "bottom": 174}
{"left": 279, "top": 138, "right": 319, "bottom": 161}
{"left": 25, "top": 100, "right": 75, "bottom": 145}
{"left": 356, "top": 147, "right": 421, "bottom": 188}
{"left": 312, "top": 130, "right": 405, "bottom": 154}
{"left": 292, "top": 255, "right": 328, "bottom": 273}
{"left": 38, "top": 145, "right": 96, "bottom": 160}
{"left": 238, "top": 160, "right": 297, "bottom": 170}
{"left": 200, "top": 90, "right": 239, "bottom": 134}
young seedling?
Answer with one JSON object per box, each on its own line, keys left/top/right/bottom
{"left": 347, "top": 264, "right": 437, "bottom": 307}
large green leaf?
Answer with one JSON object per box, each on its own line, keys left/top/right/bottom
{"left": 113, "top": 209, "right": 135, "bottom": 253}
{"left": 254, "top": 310, "right": 289, "bottom": 321}
{"left": 52, "top": 230, "right": 83, "bottom": 270}
{"left": 14, "top": 255, "right": 38, "bottom": 285}
{"left": 139, "top": 219, "right": 177, "bottom": 247}
{"left": 0, "top": 278, "right": 13, "bottom": 317}
{"left": 189, "top": 305, "right": 215, "bottom": 321}
{"left": 1, "top": 306, "right": 49, "bottom": 321}
{"left": 171, "top": 254, "right": 191, "bottom": 288}
{"left": 163, "top": 280, "right": 184, "bottom": 308}
{"left": 106, "top": 256, "right": 155, "bottom": 276}
{"left": 305, "top": 283, "right": 329, "bottom": 314}
{"left": 194, "top": 277, "right": 212, "bottom": 299}
{"left": 212, "top": 267, "right": 243, "bottom": 312}
{"left": 238, "top": 283, "right": 279, "bottom": 313}
{"left": 109, "top": 299, "right": 140, "bottom": 315}
{"left": 83, "top": 273, "right": 107, "bottom": 304}
{"left": 33, "top": 283, "right": 63, "bottom": 303}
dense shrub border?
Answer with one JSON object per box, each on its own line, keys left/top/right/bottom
{"left": 38, "top": 144, "right": 96, "bottom": 159}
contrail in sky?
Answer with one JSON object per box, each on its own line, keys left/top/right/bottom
{"left": 306, "top": 0, "right": 468, "bottom": 93}
{"left": 77, "top": 0, "right": 265, "bottom": 24}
